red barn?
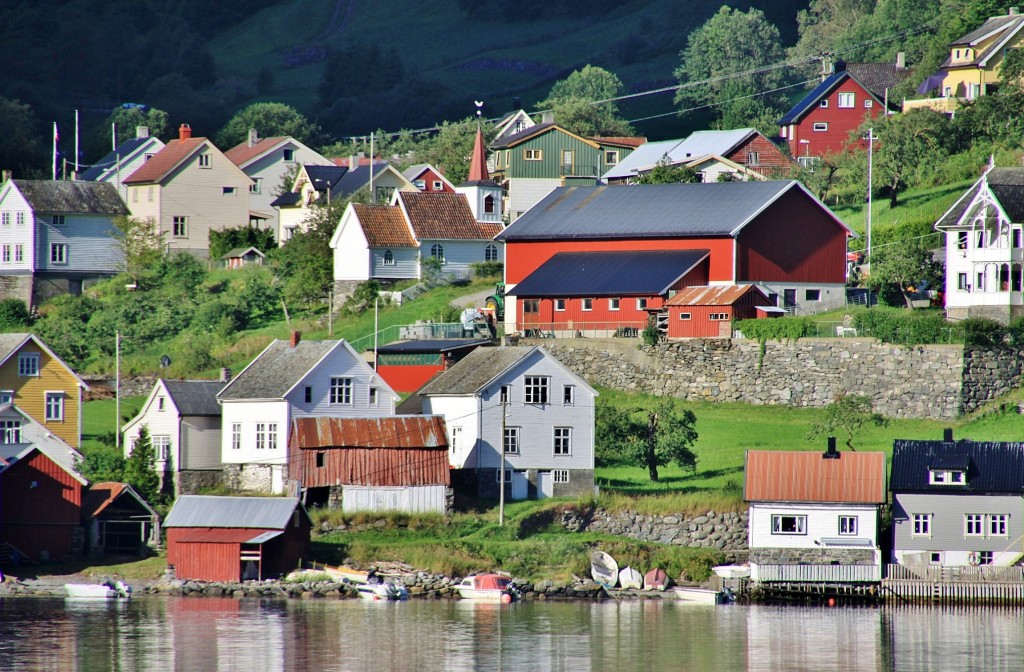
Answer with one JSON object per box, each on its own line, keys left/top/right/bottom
{"left": 494, "top": 181, "right": 853, "bottom": 333}
{"left": 374, "top": 339, "right": 490, "bottom": 393}
{"left": 665, "top": 285, "right": 771, "bottom": 339}
{"left": 164, "top": 496, "right": 310, "bottom": 582}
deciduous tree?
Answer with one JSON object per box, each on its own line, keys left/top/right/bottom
{"left": 864, "top": 237, "right": 943, "bottom": 308}
{"left": 596, "top": 400, "right": 698, "bottom": 482}
{"left": 111, "top": 215, "right": 165, "bottom": 287}
{"left": 538, "top": 66, "right": 634, "bottom": 137}
{"left": 215, "top": 102, "right": 321, "bottom": 149}
{"left": 805, "top": 394, "right": 888, "bottom": 451}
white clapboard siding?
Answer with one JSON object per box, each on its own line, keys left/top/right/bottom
{"left": 341, "top": 485, "right": 446, "bottom": 514}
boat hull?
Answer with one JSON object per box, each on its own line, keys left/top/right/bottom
{"left": 64, "top": 583, "right": 130, "bottom": 599}
{"left": 644, "top": 568, "right": 669, "bottom": 591}
{"left": 670, "top": 587, "right": 723, "bottom": 605}
{"left": 618, "top": 567, "right": 642, "bottom": 590}
{"left": 590, "top": 551, "right": 619, "bottom": 588}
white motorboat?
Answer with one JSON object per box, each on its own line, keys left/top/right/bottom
{"left": 455, "top": 573, "right": 519, "bottom": 603}
{"left": 356, "top": 580, "right": 408, "bottom": 601}
{"left": 712, "top": 565, "right": 751, "bottom": 579}
{"left": 590, "top": 551, "right": 618, "bottom": 588}
{"left": 618, "top": 566, "right": 642, "bottom": 590}
{"left": 670, "top": 586, "right": 728, "bottom": 605}
{"left": 65, "top": 581, "right": 131, "bottom": 599}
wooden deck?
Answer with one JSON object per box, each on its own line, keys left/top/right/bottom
{"left": 754, "top": 564, "right": 881, "bottom": 583}
{"left": 883, "top": 564, "right": 1024, "bottom": 604}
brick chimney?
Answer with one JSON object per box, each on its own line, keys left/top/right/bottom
{"left": 248, "top": 128, "right": 259, "bottom": 147}
{"left": 289, "top": 330, "right": 301, "bottom": 348}
{"left": 179, "top": 123, "right": 192, "bottom": 141}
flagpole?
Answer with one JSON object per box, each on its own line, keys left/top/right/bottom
{"left": 74, "top": 110, "right": 80, "bottom": 176}
{"left": 52, "top": 122, "right": 58, "bottom": 181}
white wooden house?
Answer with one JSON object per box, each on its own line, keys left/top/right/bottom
{"left": 417, "top": 345, "right": 596, "bottom": 500}
{"left": 331, "top": 202, "right": 419, "bottom": 284}
{"left": 80, "top": 125, "right": 165, "bottom": 202}
{"left": 122, "top": 378, "right": 226, "bottom": 496}
{"left": 745, "top": 442, "right": 887, "bottom": 583}
{"left": 216, "top": 333, "right": 398, "bottom": 494}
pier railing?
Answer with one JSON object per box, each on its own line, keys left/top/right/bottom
{"left": 885, "top": 564, "right": 1024, "bottom": 583}
{"left": 755, "top": 564, "right": 881, "bottom": 583}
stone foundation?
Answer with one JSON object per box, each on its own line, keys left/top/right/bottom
{"left": 223, "top": 464, "right": 275, "bottom": 494}
{"left": 560, "top": 508, "right": 749, "bottom": 552}
{"left": 177, "top": 469, "right": 224, "bottom": 495}
{"left": 750, "top": 547, "right": 876, "bottom": 565}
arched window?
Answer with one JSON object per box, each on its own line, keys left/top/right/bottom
{"left": 383, "top": 249, "right": 394, "bottom": 266}
{"left": 431, "top": 243, "right": 445, "bottom": 264}
{"left": 484, "top": 194, "right": 495, "bottom": 214}
{"left": 485, "top": 244, "right": 498, "bottom": 262}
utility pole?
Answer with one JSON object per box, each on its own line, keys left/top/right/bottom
{"left": 115, "top": 331, "right": 121, "bottom": 450}
{"left": 866, "top": 127, "right": 876, "bottom": 308}
{"left": 499, "top": 392, "right": 507, "bottom": 526}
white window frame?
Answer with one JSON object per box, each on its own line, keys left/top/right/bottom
{"left": 283, "top": 149, "right": 295, "bottom": 162}
{"left": 581, "top": 298, "right": 593, "bottom": 312}
{"left": 369, "top": 387, "right": 378, "bottom": 406}
{"left": 173, "top": 216, "right": 188, "bottom": 238}
{"left": 604, "top": 150, "right": 619, "bottom": 165}
{"left": 222, "top": 187, "right": 236, "bottom": 195}
{"left": 231, "top": 423, "right": 242, "bottom": 450}
{"left": 679, "top": 312, "right": 692, "bottom": 321}
{"left": 383, "top": 249, "right": 395, "bottom": 266}
{"left": 0, "top": 212, "right": 8, "bottom": 226}
{"left": 524, "top": 376, "right": 549, "bottom": 404}
{"left": 608, "top": 298, "right": 620, "bottom": 311}
{"left": 430, "top": 243, "right": 445, "bottom": 264}
{"left": 553, "top": 427, "right": 571, "bottom": 456}
{"left": 450, "top": 426, "right": 461, "bottom": 454}
{"left": 152, "top": 435, "right": 171, "bottom": 461}
{"left": 50, "top": 243, "right": 68, "bottom": 265}
{"left": 0, "top": 390, "right": 12, "bottom": 404}
{"left": 553, "top": 469, "right": 570, "bottom": 483}
{"left": 51, "top": 215, "right": 65, "bottom": 226}
{"left": 0, "top": 419, "right": 21, "bottom": 444}
{"left": 13, "top": 244, "right": 22, "bottom": 263}
{"left": 912, "top": 513, "right": 932, "bottom": 537}
{"left": 250, "top": 178, "right": 262, "bottom": 194}
{"left": 771, "top": 514, "right": 807, "bottom": 535}
{"left": 805, "top": 289, "right": 821, "bottom": 301}
{"left": 503, "top": 426, "right": 520, "bottom": 454}
{"left": 554, "top": 299, "right": 566, "bottom": 312}
{"left": 485, "top": 243, "right": 499, "bottom": 261}
{"left": 864, "top": 99, "right": 873, "bottom": 108}
{"left": 989, "top": 514, "right": 1008, "bottom": 537}
{"left": 330, "top": 377, "right": 353, "bottom": 405}
{"left": 432, "top": 180, "right": 443, "bottom": 191}
{"left": 563, "top": 385, "right": 574, "bottom": 406}
{"left": 837, "top": 92, "right": 855, "bottom": 108}
{"left": 965, "top": 514, "right": 984, "bottom": 536}
{"left": 198, "top": 153, "right": 211, "bottom": 168}
{"left": 839, "top": 515, "right": 858, "bottom": 536}
{"left": 813, "top": 122, "right": 829, "bottom": 132}
{"left": 18, "top": 353, "right": 39, "bottom": 377}
{"left": 44, "top": 392, "right": 64, "bottom": 421}
{"left": 255, "top": 423, "right": 267, "bottom": 450}
{"left": 524, "top": 149, "right": 542, "bottom": 161}
{"left": 1, "top": 245, "right": 9, "bottom": 263}
{"left": 267, "top": 423, "right": 278, "bottom": 451}
{"left": 636, "top": 298, "right": 648, "bottom": 310}
{"left": 819, "top": 100, "right": 828, "bottom": 108}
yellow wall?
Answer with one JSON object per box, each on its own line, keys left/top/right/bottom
{"left": 0, "top": 341, "right": 82, "bottom": 449}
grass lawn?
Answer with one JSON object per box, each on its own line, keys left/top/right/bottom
{"left": 81, "top": 396, "right": 146, "bottom": 453}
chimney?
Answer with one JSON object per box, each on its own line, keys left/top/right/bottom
{"left": 289, "top": 330, "right": 301, "bottom": 348}
{"left": 823, "top": 436, "right": 840, "bottom": 459}
{"left": 834, "top": 59, "right": 847, "bottom": 73}
{"left": 248, "top": 128, "right": 259, "bottom": 147}
{"left": 542, "top": 111, "right": 555, "bottom": 124}
{"left": 136, "top": 126, "right": 150, "bottom": 139}
{"left": 895, "top": 52, "right": 906, "bottom": 70}
{"left": 943, "top": 427, "right": 954, "bottom": 442}
{"left": 179, "top": 123, "right": 192, "bottom": 141}
{"left": 1011, "top": 7, "right": 1020, "bottom": 15}
{"left": 219, "top": 367, "right": 232, "bottom": 383}
{"left": 2, "top": 170, "right": 11, "bottom": 184}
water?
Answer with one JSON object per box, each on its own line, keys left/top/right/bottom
{"left": 0, "top": 597, "right": 1020, "bottom": 671}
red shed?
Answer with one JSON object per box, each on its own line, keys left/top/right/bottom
{"left": 374, "top": 339, "right": 490, "bottom": 393}
{"left": 665, "top": 285, "right": 770, "bottom": 339}
{"left": 289, "top": 416, "right": 451, "bottom": 513}
{"left": 164, "top": 496, "right": 310, "bottom": 582}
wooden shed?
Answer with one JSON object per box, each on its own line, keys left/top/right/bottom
{"left": 81, "top": 482, "right": 160, "bottom": 557}
{"left": 665, "top": 285, "right": 771, "bottom": 339}
{"left": 221, "top": 246, "right": 265, "bottom": 269}
{"left": 164, "top": 496, "right": 310, "bottom": 582}
{"left": 289, "top": 416, "right": 451, "bottom": 513}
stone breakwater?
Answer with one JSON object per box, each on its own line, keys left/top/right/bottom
{"left": 537, "top": 338, "right": 1024, "bottom": 420}
{"left": 560, "top": 508, "right": 749, "bottom": 552}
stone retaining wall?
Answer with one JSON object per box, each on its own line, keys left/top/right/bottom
{"left": 749, "top": 547, "right": 876, "bottom": 565}
{"left": 560, "top": 508, "right": 748, "bottom": 552}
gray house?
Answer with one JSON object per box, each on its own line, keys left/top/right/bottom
{"left": 891, "top": 431, "right": 1024, "bottom": 568}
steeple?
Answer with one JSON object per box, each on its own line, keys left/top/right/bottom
{"left": 467, "top": 128, "right": 489, "bottom": 182}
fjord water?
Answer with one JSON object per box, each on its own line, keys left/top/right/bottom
{"left": 0, "top": 597, "right": 1019, "bottom": 671}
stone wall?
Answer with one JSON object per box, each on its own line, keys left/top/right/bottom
{"left": 749, "top": 547, "right": 876, "bottom": 565}
{"left": 560, "top": 508, "right": 748, "bottom": 552}
{"left": 177, "top": 470, "right": 224, "bottom": 495}
{"left": 538, "top": 338, "right": 1024, "bottom": 419}
{"left": 223, "top": 464, "right": 274, "bottom": 494}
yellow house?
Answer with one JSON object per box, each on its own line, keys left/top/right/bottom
{"left": 906, "top": 9, "right": 1024, "bottom": 112}
{"left": 0, "top": 333, "right": 88, "bottom": 449}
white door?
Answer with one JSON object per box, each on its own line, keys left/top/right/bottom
{"left": 537, "top": 471, "right": 553, "bottom": 499}
{"left": 511, "top": 470, "right": 529, "bottom": 500}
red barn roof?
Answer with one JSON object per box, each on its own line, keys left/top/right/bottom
{"left": 744, "top": 450, "right": 886, "bottom": 504}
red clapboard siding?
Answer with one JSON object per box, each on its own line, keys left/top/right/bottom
{"left": 377, "top": 363, "right": 446, "bottom": 394}
{"left": 0, "top": 451, "right": 82, "bottom": 560}
{"left": 786, "top": 79, "right": 887, "bottom": 158}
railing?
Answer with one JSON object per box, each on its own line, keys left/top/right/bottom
{"left": 755, "top": 563, "right": 881, "bottom": 583}
{"left": 885, "top": 564, "right": 1024, "bottom": 583}
{"left": 516, "top": 320, "right": 648, "bottom": 340}
{"left": 347, "top": 321, "right": 504, "bottom": 354}
{"left": 902, "top": 97, "right": 961, "bottom": 113}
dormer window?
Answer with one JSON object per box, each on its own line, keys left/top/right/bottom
{"left": 929, "top": 469, "right": 966, "bottom": 485}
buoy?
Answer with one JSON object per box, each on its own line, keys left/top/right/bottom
{"left": 828, "top": 598, "right": 836, "bottom": 607}
{"left": 501, "top": 592, "right": 512, "bottom": 604}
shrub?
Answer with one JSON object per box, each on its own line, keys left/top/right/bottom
{"left": 470, "top": 261, "right": 503, "bottom": 278}
{"left": 642, "top": 316, "right": 661, "bottom": 345}
{"left": 1008, "top": 316, "right": 1024, "bottom": 347}
{"left": 342, "top": 280, "right": 387, "bottom": 316}
{"left": 0, "top": 298, "right": 30, "bottom": 329}
{"left": 733, "top": 317, "right": 815, "bottom": 341}
{"left": 852, "top": 308, "right": 958, "bottom": 344}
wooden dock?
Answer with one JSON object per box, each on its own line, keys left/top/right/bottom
{"left": 882, "top": 564, "right": 1024, "bottom": 604}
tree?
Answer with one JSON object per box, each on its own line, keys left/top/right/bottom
{"left": 270, "top": 201, "right": 345, "bottom": 310}
{"left": 675, "top": 7, "right": 790, "bottom": 128}
{"left": 537, "top": 65, "right": 634, "bottom": 137}
{"left": 865, "top": 237, "right": 944, "bottom": 308}
{"left": 104, "top": 106, "right": 169, "bottom": 144}
{"left": 634, "top": 161, "right": 700, "bottom": 185}
{"left": 806, "top": 393, "right": 888, "bottom": 451}
{"left": 0, "top": 97, "right": 44, "bottom": 175}
{"left": 215, "top": 102, "right": 321, "bottom": 149}
{"left": 596, "top": 400, "right": 698, "bottom": 482}
{"left": 863, "top": 109, "right": 951, "bottom": 207}
{"left": 111, "top": 215, "right": 165, "bottom": 286}
{"left": 209, "top": 225, "right": 276, "bottom": 261}
{"left": 124, "top": 425, "right": 160, "bottom": 503}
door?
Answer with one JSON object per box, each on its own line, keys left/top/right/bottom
{"left": 561, "top": 150, "right": 574, "bottom": 176}
{"left": 783, "top": 289, "right": 797, "bottom": 308}
{"left": 537, "top": 470, "right": 553, "bottom": 499}
{"left": 511, "top": 470, "right": 529, "bottom": 500}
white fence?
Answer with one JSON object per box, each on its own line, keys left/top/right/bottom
{"left": 754, "top": 563, "right": 881, "bottom": 583}
{"left": 340, "top": 485, "right": 448, "bottom": 514}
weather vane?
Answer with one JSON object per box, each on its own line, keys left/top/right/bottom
{"left": 474, "top": 100, "right": 484, "bottom": 118}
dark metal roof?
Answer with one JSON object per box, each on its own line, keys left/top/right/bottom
{"left": 952, "top": 13, "right": 1022, "bottom": 45}
{"left": 80, "top": 137, "right": 151, "bottom": 181}
{"left": 13, "top": 180, "right": 129, "bottom": 215}
{"left": 418, "top": 346, "right": 538, "bottom": 396}
{"left": 495, "top": 182, "right": 836, "bottom": 241}
{"left": 375, "top": 339, "right": 490, "bottom": 354}
{"left": 164, "top": 495, "right": 305, "bottom": 529}
{"left": 511, "top": 249, "right": 709, "bottom": 297}
{"left": 779, "top": 72, "right": 848, "bottom": 125}
{"left": 217, "top": 340, "right": 340, "bottom": 400}
{"left": 935, "top": 168, "right": 1024, "bottom": 229}
{"left": 890, "top": 440, "right": 1024, "bottom": 493}
{"left": 271, "top": 192, "right": 301, "bottom": 207}
{"left": 163, "top": 380, "right": 224, "bottom": 416}
{"left": 305, "top": 164, "right": 348, "bottom": 192}
{"left": 336, "top": 164, "right": 393, "bottom": 197}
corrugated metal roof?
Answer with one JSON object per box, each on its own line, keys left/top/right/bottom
{"left": 290, "top": 416, "right": 448, "bottom": 449}
{"left": 890, "top": 440, "right": 1024, "bottom": 493}
{"left": 744, "top": 450, "right": 887, "bottom": 504}
{"left": 952, "top": 13, "right": 1022, "bottom": 45}
{"left": 398, "top": 192, "right": 502, "bottom": 240}
{"left": 14, "top": 180, "right": 129, "bottom": 215}
{"left": 375, "top": 339, "right": 490, "bottom": 354}
{"left": 352, "top": 203, "right": 417, "bottom": 247}
{"left": 495, "top": 182, "right": 839, "bottom": 241}
{"left": 173, "top": 528, "right": 282, "bottom": 544}
{"left": 418, "top": 346, "right": 538, "bottom": 396}
{"left": 164, "top": 495, "right": 302, "bottom": 529}
{"left": 511, "top": 249, "right": 709, "bottom": 297}
{"left": 217, "top": 339, "right": 340, "bottom": 400}
{"left": 665, "top": 284, "right": 767, "bottom": 307}
{"left": 602, "top": 129, "right": 756, "bottom": 181}
{"left": 163, "top": 380, "right": 224, "bottom": 416}
{"left": 305, "top": 164, "right": 348, "bottom": 193}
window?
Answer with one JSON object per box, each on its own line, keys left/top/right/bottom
{"left": 957, "top": 232, "right": 968, "bottom": 250}
{"left": 839, "top": 516, "right": 858, "bottom": 536}
{"left": 330, "top": 377, "right": 352, "bottom": 405}
{"left": 912, "top": 513, "right": 932, "bottom": 536}
{"left": 553, "top": 427, "right": 571, "bottom": 455}
{"left": 369, "top": 387, "right": 378, "bottom": 406}
{"left": 383, "top": 249, "right": 395, "bottom": 266}
{"left": 413, "top": 179, "right": 426, "bottom": 190}
{"left": 250, "top": 178, "right": 262, "bottom": 194}
{"left": 819, "top": 100, "right": 829, "bottom": 108}
{"left": 450, "top": 426, "right": 461, "bottom": 454}
{"left": 554, "top": 299, "right": 566, "bottom": 312}
{"left": 256, "top": 423, "right": 267, "bottom": 449}
{"left": 524, "top": 376, "right": 549, "bottom": 404}
{"left": 157, "top": 396, "right": 165, "bottom": 411}
{"left": 13, "top": 212, "right": 23, "bottom": 225}
{"left": 1, "top": 245, "right": 9, "bottom": 263}
{"left": 864, "top": 99, "right": 873, "bottom": 108}
{"left": 267, "top": 423, "right": 278, "bottom": 451}
{"left": 18, "top": 353, "right": 39, "bottom": 377}
{"left": 929, "top": 469, "right": 966, "bottom": 485}
{"left": 747, "top": 151, "right": 760, "bottom": 166}
{"left": 500, "top": 385, "right": 511, "bottom": 404}
{"left": 523, "top": 300, "right": 539, "bottom": 314}
{"left": 976, "top": 230, "right": 986, "bottom": 248}
{"left": 605, "top": 150, "right": 619, "bottom": 165}
{"left": 0, "top": 390, "right": 12, "bottom": 404}
{"left": 771, "top": 515, "right": 807, "bottom": 535}
{"left": 958, "top": 273, "right": 968, "bottom": 290}
{"left": 805, "top": 289, "right": 821, "bottom": 301}
{"left": 222, "top": 187, "right": 236, "bottom": 195}
{"left": 173, "top": 216, "right": 188, "bottom": 238}
{"left": 231, "top": 423, "right": 242, "bottom": 450}
{"left": 636, "top": 298, "right": 648, "bottom": 310}
{"left": 978, "top": 551, "right": 994, "bottom": 565}
{"left": 813, "top": 122, "right": 829, "bottom": 132}
{"left": 0, "top": 419, "right": 20, "bottom": 444}
{"left": 304, "top": 386, "right": 312, "bottom": 403}
{"left": 837, "top": 92, "right": 855, "bottom": 108}
{"left": 484, "top": 195, "right": 496, "bottom": 214}
{"left": 709, "top": 313, "right": 729, "bottom": 321}
{"left": 51, "top": 215, "right": 65, "bottom": 226}
{"left": 608, "top": 298, "right": 620, "bottom": 311}
{"left": 563, "top": 385, "right": 574, "bottom": 406}
{"left": 430, "top": 243, "right": 445, "bottom": 264}
{"left": 930, "top": 552, "right": 942, "bottom": 564}
{"left": 485, "top": 244, "right": 499, "bottom": 261}
{"left": 503, "top": 427, "right": 520, "bottom": 454}
{"left": 524, "top": 149, "right": 543, "bottom": 161}
{"left": 132, "top": 188, "right": 139, "bottom": 203}
{"left": 153, "top": 435, "right": 171, "bottom": 461}
{"left": 965, "top": 514, "right": 984, "bottom": 536}
{"left": 13, "top": 245, "right": 22, "bottom": 263}
{"left": 581, "top": 298, "right": 593, "bottom": 312}
{"left": 552, "top": 469, "right": 569, "bottom": 483}
{"left": 283, "top": 149, "right": 295, "bottom": 162}
{"left": 989, "top": 514, "right": 1008, "bottom": 537}
{"left": 44, "top": 392, "right": 64, "bottom": 421}
{"left": 316, "top": 452, "right": 325, "bottom": 468}
{"left": 496, "top": 469, "right": 512, "bottom": 483}
{"left": 0, "top": 212, "right": 8, "bottom": 226}
{"left": 432, "top": 181, "right": 443, "bottom": 191}
{"left": 198, "top": 153, "right": 211, "bottom": 168}
{"left": 50, "top": 243, "right": 68, "bottom": 264}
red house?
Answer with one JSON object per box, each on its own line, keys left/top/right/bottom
{"left": 495, "top": 181, "right": 854, "bottom": 333}
{"left": 375, "top": 339, "right": 490, "bottom": 393}
{"left": 665, "top": 285, "right": 770, "bottom": 339}
{"left": 402, "top": 163, "right": 454, "bottom": 193}
{"left": 779, "top": 57, "right": 911, "bottom": 162}
{"left": 164, "top": 495, "right": 311, "bottom": 582}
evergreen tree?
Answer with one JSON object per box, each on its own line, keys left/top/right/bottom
{"left": 124, "top": 425, "right": 160, "bottom": 504}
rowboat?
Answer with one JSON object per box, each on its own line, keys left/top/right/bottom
{"left": 712, "top": 565, "right": 750, "bottom": 579}
{"left": 671, "top": 586, "right": 727, "bottom": 605}
{"left": 644, "top": 567, "right": 669, "bottom": 591}
{"left": 455, "top": 573, "right": 519, "bottom": 603}
{"left": 64, "top": 581, "right": 131, "bottom": 599}
{"left": 618, "top": 566, "right": 642, "bottom": 590}
{"left": 590, "top": 551, "right": 618, "bottom": 588}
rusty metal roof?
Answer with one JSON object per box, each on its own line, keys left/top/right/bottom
{"left": 665, "top": 284, "right": 768, "bottom": 307}
{"left": 173, "top": 528, "right": 283, "bottom": 544}
{"left": 290, "top": 416, "right": 448, "bottom": 450}
{"left": 744, "top": 450, "right": 887, "bottom": 504}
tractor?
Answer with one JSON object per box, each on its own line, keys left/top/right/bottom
{"left": 484, "top": 283, "right": 505, "bottom": 320}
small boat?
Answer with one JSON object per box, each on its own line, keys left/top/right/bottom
{"left": 455, "top": 573, "right": 519, "bottom": 603}
{"left": 65, "top": 581, "right": 131, "bottom": 599}
{"left": 356, "top": 579, "right": 408, "bottom": 601}
{"left": 712, "top": 565, "right": 750, "bottom": 579}
{"left": 644, "top": 568, "right": 669, "bottom": 591}
{"left": 671, "top": 586, "right": 727, "bottom": 605}
{"left": 618, "top": 566, "right": 642, "bottom": 590}
{"left": 590, "top": 551, "right": 618, "bottom": 588}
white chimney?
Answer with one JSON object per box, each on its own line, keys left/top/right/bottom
{"left": 248, "top": 128, "right": 259, "bottom": 147}
{"left": 136, "top": 126, "right": 149, "bottom": 139}
{"left": 542, "top": 111, "right": 555, "bottom": 124}
{"left": 895, "top": 52, "right": 906, "bottom": 70}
